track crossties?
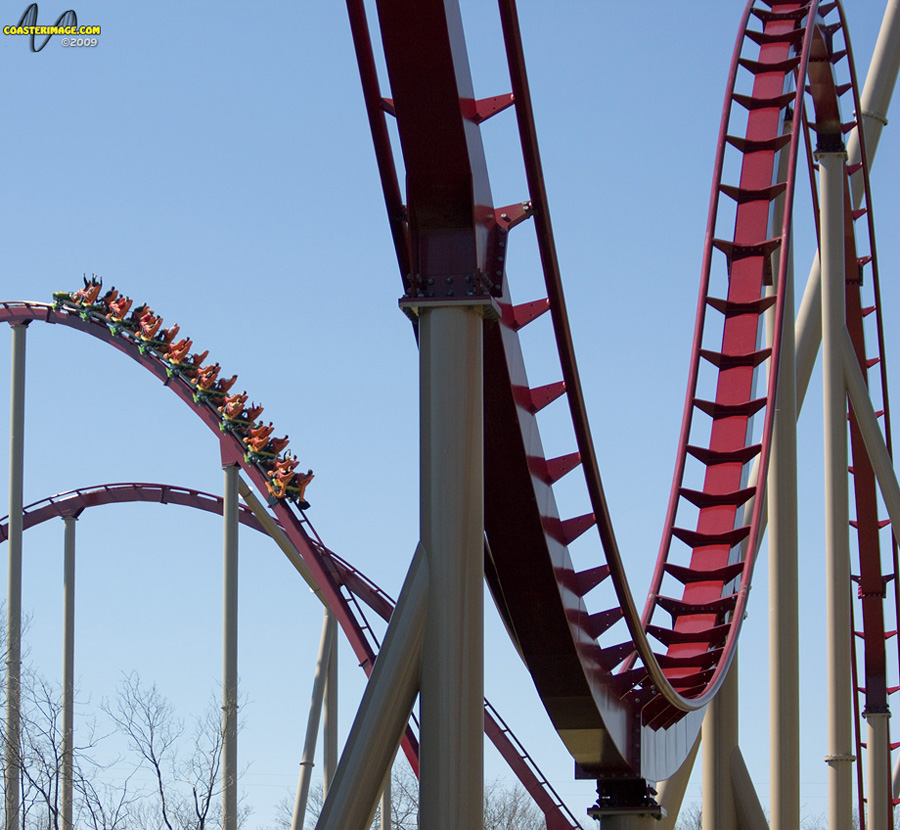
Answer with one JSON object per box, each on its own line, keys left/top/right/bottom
{"left": 345, "top": 0, "right": 894, "bottom": 805}
{"left": 0, "top": 304, "right": 582, "bottom": 830}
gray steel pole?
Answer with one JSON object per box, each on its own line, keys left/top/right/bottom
{"left": 702, "top": 657, "right": 739, "bottom": 830}
{"left": 235, "top": 478, "right": 325, "bottom": 602}
{"left": 842, "top": 334, "right": 900, "bottom": 541}
{"left": 291, "top": 608, "right": 336, "bottom": 830}
{"left": 731, "top": 749, "right": 770, "bottom": 830}
{"left": 316, "top": 546, "right": 428, "bottom": 830}
{"left": 867, "top": 712, "right": 890, "bottom": 830}
{"left": 61, "top": 516, "right": 77, "bottom": 830}
{"left": 323, "top": 608, "right": 338, "bottom": 797}
{"left": 222, "top": 462, "right": 240, "bottom": 830}
{"left": 840, "top": 331, "right": 900, "bottom": 825}
{"left": 767, "top": 149, "right": 800, "bottom": 830}
{"left": 379, "top": 763, "right": 392, "bottom": 830}
{"left": 417, "top": 305, "right": 484, "bottom": 830}
{"left": 819, "top": 149, "right": 854, "bottom": 830}
{"left": 794, "top": 0, "right": 900, "bottom": 417}
{"left": 847, "top": 0, "right": 900, "bottom": 206}
{"left": 5, "top": 323, "right": 26, "bottom": 830}
{"left": 893, "top": 752, "right": 900, "bottom": 800}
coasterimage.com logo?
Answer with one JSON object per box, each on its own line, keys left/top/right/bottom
{"left": 4, "top": 3, "right": 101, "bottom": 51}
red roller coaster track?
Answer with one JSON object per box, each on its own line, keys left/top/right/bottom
{"left": 0, "top": 301, "right": 587, "bottom": 827}
{"left": 3, "top": 0, "right": 898, "bottom": 821}
{"left": 0, "top": 480, "right": 582, "bottom": 829}
{"left": 345, "top": 0, "right": 897, "bottom": 810}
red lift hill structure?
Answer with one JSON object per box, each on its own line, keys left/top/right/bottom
{"left": 5, "top": 1, "right": 900, "bottom": 829}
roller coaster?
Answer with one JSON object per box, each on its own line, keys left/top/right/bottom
{"left": 4, "top": 1, "right": 900, "bottom": 829}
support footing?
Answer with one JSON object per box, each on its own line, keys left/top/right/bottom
{"left": 588, "top": 779, "right": 662, "bottom": 820}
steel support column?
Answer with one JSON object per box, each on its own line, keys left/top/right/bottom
{"left": 235, "top": 478, "right": 324, "bottom": 601}
{"left": 61, "top": 515, "right": 77, "bottom": 830}
{"left": 819, "top": 149, "right": 853, "bottom": 830}
{"left": 764, "top": 118, "right": 801, "bottom": 830}
{"left": 379, "top": 763, "right": 392, "bottom": 830}
{"left": 291, "top": 608, "right": 336, "bottom": 830}
{"left": 768, "top": 251, "right": 800, "bottom": 830}
{"left": 323, "top": 609, "right": 338, "bottom": 796}
{"left": 316, "top": 546, "right": 427, "bottom": 830}
{"left": 841, "top": 331, "right": 898, "bottom": 827}
{"left": 5, "top": 322, "right": 26, "bottom": 830}
{"left": 702, "top": 658, "right": 739, "bottom": 830}
{"left": 222, "top": 462, "right": 240, "bottom": 830}
{"left": 866, "top": 712, "right": 891, "bottom": 830}
{"left": 794, "top": 0, "right": 900, "bottom": 416}
{"left": 602, "top": 815, "right": 647, "bottom": 830}
{"left": 847, "top": 0, "right": 900, "bottom": 206}
{"left": 731, "top": 749, "right": 769, "bottom": 830}
{"left": 842, "top": 333, "right": 900, "bottom": 544}
{"left": 418, "top": 305, "right": 485, "bottom": 830}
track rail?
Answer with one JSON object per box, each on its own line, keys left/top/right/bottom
{"left": 346, "top": 0, "right": 895, "bottom": 795}
{"left": 0, "top": 466, "right": 580, "bottom": 824}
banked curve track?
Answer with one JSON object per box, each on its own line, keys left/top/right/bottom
{"left": 348, "top": 0, "right": 895, "bottom": 793}
{"left": 0, "top": 481, "right": 582, "bottom": 830}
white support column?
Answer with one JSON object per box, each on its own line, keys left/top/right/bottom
{"left": 417, "top": 304, "right": 485, "bottom": 830}
{"left": 323, "top": 608, "right": 338, "bottom": 797}
{"left": 846, "top": 0, "right": 900, "bottom": 205}
{"left": 818, "top": 148, "right": 854, "bottom": 830}
{"left": 840, "top": 334, "right": 897, "bottom": 827}
{"left": 765, "top": 120, "right": 801, "bottom": 830}
{"left": 795, "top": 255, "right": 823, "bottom": 415}
{"left": 731, "top": 748, "right": 769, "bottom": 830}
{"left": 291, "top": 608, "right": 336, "bottom": 830}
{"left": 61, "top": 515, "right": 77, "bottom": 830}
{"left": 892, "top": 752, "right": 900, "bottom": 800}
{"left": 222, "top": 462, "right": 240, "bottom": 830}
{"left": 702, "top": 657, "right": 739, "bottom": 830}
{"left": 867, "top": 712, "right": 891, "bottom": 830}
{"left": 842, "top": 334, "right": 900, "bottom": 544}
{"left": 316, "top": 546, "right": 428, "bottom": 830}
{"left": 794, "top": 0, "right": 900, "bottom": 418}
{"left": 379, "top": 762, "right": 392, "bottom": 830}
{"left": 235, "top": 478, "right": 325, "bottom": 601}
{"left": 5, "top": 322, "right": 27, "bottom": 830}
{"left": 769, "top": 265, "right": 800, "bottom": 830}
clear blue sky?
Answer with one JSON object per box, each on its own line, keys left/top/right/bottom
{"left": 2, "top": 1, "right": 900, "bottom": 826}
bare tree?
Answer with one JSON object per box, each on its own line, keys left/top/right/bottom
{"left": 674, "top": 799, "right": 701, "bottom": 830}
{"left": 103, "top": 672, "right": 232, "bottom": 830}
{"left": 287, "top": 761, "right": 546, "bottom": 830}
{"left": 482, "top": 777, "right": 544, "bottom": 830}
{"left": 2, "top": 659, "right": 139, "bottom": 830}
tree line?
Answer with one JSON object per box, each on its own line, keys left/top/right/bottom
{"left": 2, "top": 652, "right": 551, "bottom": 829}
